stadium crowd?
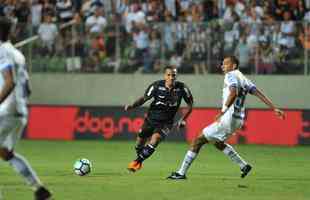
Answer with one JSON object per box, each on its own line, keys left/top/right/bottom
{"left": 1, "top": 0, "right": 310, "bottom": 74}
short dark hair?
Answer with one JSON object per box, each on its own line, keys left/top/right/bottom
{"left": 226, "top": 56, "right": 239, "bottom": 69}
{"left": 0, "top": 17, "right": 12, "bottom": 42}
{"left": 164, "top": 65, "right": 176, "bottom": 72}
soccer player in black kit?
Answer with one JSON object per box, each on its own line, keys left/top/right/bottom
{"left": 125, "top": 66, "right": 193, "bottom": 172}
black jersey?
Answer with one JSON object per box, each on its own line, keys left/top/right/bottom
{"left": 143, "top": 80, "right": 193, "bottom": 124}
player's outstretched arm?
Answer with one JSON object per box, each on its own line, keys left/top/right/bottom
{"left": 252, "top": 88, "right": 285, "bottom": 119}
{"left": 124, "top": 96, "right": 148, "bottom": 111}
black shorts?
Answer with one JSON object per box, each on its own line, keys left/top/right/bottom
{"left": 138, "top": 119, "right": 173, "bottom": 139}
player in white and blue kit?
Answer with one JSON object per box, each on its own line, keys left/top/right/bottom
{"left": 0, "top": 18, "right": 52, "bottom": 200}
{"left": 168, "top": 56, "right": 285, "bottom": 180}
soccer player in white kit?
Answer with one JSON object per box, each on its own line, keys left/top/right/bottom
{"left": 0, "top": 18, "right": 52, "bottom": 200}
{"left": 168, "top": 56, "right": 285, "bottom": 180}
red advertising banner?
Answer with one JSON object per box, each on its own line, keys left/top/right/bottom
{"left": 26, "top": 105, "right": 310, "bottom": 146}
{"left": 185, "top": 108, "right": 303, "bottom": 146}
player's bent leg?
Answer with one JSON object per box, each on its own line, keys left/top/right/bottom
{"left": 214, "top": 142, "right": 252, "bottom": 178}
{"left": 137, "top": 133, "right": 161, "bottom": 162}
{"left": 135, "top": 136, "right": 147, "bottom": 156}
{"left": 0, "top": 148, "right": 52, "bottom": 199}
{"left": 190, "top": 134, "right": 209, "bottom": 153}
{"left": 167, "top": 133, "right": 209, "bottom": 180}
{"left": 128, "top": 133, "right": 162, "bottom": 172}
{"left": 0, "top": 147, "right": 14, "bottom": 161}
{"left": 214, "top": 141, "right": 226, "bottom": 151}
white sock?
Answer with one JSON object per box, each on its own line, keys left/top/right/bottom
{"left": 222, "top": 144, "right": 247, "bottom": 169}
{"left": 177, "top": 150, "right": 197, "bottom": 175}
{"left": 9, "top": 153, "right": 42, "bottom": 189}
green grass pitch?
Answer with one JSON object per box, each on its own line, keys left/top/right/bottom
{"left": 0, "top": 140, "right": 309, "bottom": 200}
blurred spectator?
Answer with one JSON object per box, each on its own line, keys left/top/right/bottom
{"left": 143, "top": 0, "right": 165, "bottom": 23}
{"left": 72, "top": 0, "right": 83, "bottom": 11}
{"left": 234, "top": 34, "right": 252, "bottom": 74}
{"left": 3, "top": 0, "right": 308, "bottom": 74}
{"left": 163, "top": 12, "right": 176, "bottom": 54}
{"left": 85, "top": 6, "right": 107, "bottom": 34}
{"left": 274, "top": 0, "right": 290, "bottom": 20}
{"left": 65, "top": 13, "right": 84, "bottom": 72}
{"left": 105, "top": 15, "right": 117, "bottom": 59}
{"left": 179, "top": 0, "right": 193, "bottom": 13}
{"left": 175, "top": 12, "right": 190, "bottom": 56}
{"left": 115, "top": 0, "right": 129, "bottom": 16}
{"left": 15, "top": 0, "right": 31, "bottom": 39}
{"left": 37, "top": 14, "right": 58, "bottom": 57}
{"left": 242, "top": 6, "right": 262, "bottom": 49}
{"left": 56, "top": 0, "right": 74, "bottom": 23}
{"left": 209, "top": 22, "right": 224, "bottom": 73}
{"left": 91, "top": 0, "right": 104, "bottom": 8}
{"left": 279, "top": 11, "right": 296, "bottom": 49}
{"left": 84, "top": 50, "right": 100, "bottom": 72}
{"left": 257, "top": 39, "right": 275, "bottom": 74}
{"left": 164, "top": 0, "right": 176, "bottom": 18}
{"left": 293, "top": 0, "right": 307, "bottom": 20}
{"left": 2, "top": 0, "right": 16, "bottom": 18}
{"left": 189, "top": 25, "right": 207, "bottom": 74}
{"left": 81, "top": 0, "right": 93, "bottom": 19}
{"left": 90, "top": 33, "right": 106, "bottom": 59}
{"left": 42, "top": 0, "right": 55, "bottom": 16}
{"left": 223, "top": 12, "right": 240, "bottom": 56}
{"left": 299, "top": 24, "right": 310, "bottom": 51}
{"left": 132, "top": 24, "right": 151, "bottom": 73}
{"left": 124, "top": 2, "right": 145, "bottom": 33}
{"left": 202, "top": 0, "right": 219, "bottom": 21}
{"left": 189, "top": 3, "right": 204, "bottom": 22}
{"left": 31, "top": 0, "right": 43, "bottom": 32}
{"left": 149, "top": 29, "right": 161, "bottom": 68}
{"left": 262, "top": 1, "right": 274, "bottom": 16}
{"left": 0, "top": 0, "right": 5, "bottom": 16}
{"left": 223, "top": 4, "right": 235, "bottom": 23}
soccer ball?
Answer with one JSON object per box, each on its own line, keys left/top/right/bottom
{"left": 73, "top": 158, "right": 92, "bottom": 176}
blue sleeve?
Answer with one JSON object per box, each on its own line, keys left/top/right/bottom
{"left": 227, "top": 73, "right": 238, "bottom": 88}
{"left": 0, "top": 56, "right": 13, "bottom": 71}
{"left": 247, "top": 80, "right": 257, "bottom": 94}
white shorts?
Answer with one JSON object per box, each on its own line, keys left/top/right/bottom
{"left": 202, "top": 113, "right": 243, "bottom": 142}
{"left": 0, "top": 116, "right": 27, "bottom": 151}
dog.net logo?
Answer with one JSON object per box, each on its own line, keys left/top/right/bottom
{"left": 73, "top": 108, "right": 145, "bottom": 140}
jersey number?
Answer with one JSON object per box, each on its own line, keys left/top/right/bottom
{"left": 234, "top": 88, "right": 246, "bottom": 112}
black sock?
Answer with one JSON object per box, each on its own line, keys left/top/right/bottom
{"left": 136, "top": 144, "right": 155, "bottom": 163}
{"left": 135, "top": 144, "right": 144, "bottom": 156}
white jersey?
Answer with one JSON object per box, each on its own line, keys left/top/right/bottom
{"left": 0, "top": 41, "right": 29, "bottom": 117}
{"left": 222, "top": 70, "right": 256, "bottom": 119}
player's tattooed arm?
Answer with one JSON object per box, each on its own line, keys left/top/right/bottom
{"left": 0, "top": 69, "right": 15, "bottom": 104}
{"left": 252, "top": 88, "right": 285, "bottom": 119}
{"left": 125, "top": 96, "right": 148, "bottom": 111}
